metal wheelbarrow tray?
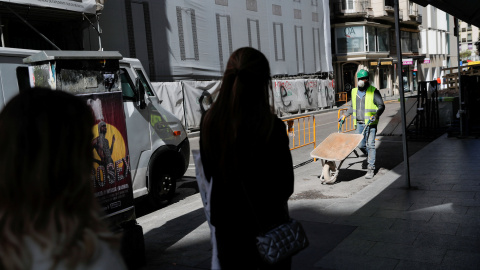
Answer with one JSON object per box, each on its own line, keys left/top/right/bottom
{"left": 310, "top": 132, "right": 364, "bottom": 184}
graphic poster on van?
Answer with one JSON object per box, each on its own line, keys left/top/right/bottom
{"left": 81, "top": 92, "right": 134, "bottom": 216}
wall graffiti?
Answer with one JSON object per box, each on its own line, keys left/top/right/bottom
{"left": 152, "top": 77, "right": 335, "bottom": 129}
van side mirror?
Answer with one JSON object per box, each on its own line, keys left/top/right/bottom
{"left": 135, "top": 78, "right": 147, "bottom": 109}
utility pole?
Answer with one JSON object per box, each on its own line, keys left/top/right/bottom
{"left": 394, "top": 0, "right": 411, "bottom": 188}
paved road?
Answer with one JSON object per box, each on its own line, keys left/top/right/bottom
{"left": 134, "top": 99, "right": 433, "bottom": 269}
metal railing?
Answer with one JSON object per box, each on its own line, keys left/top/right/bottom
{"left": 408, "top": 7, "right": 418, "bottom": 17}
{"left": 283, "top": 115, "right": 316, "bottom": 153}
{"left": 338, "top": 108, "right": 355, "bottom": 133}
{"left": 333, "top": 0, "right": 369, "bottom": 15}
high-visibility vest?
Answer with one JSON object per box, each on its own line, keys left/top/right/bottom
{"left": 351, "top": 85, "right": 379, "bottom": 125}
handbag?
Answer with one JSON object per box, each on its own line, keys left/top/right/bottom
{"left": 256, "top": 218, "right": 309, "bottom": 264}
{"left": 239, "top": 181, "right": 309, "bottom": 265}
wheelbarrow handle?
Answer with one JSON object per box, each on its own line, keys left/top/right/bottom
{"left": 361, "top": 119, "right": 372, "bottom": 135}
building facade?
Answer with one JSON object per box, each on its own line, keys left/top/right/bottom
{"left": 86, "top": 0, "right": 333, "bottom": 81}
{"left": 331, "top": 0, "right": 424, "bottom": 97}
{"left": 458, "top": 20, "right": 480, "bottom": 62}
{"left": 416, "top": 5, "right": 457, "bottom": 90}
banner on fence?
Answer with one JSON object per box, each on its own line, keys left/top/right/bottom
{"left": 152, "top": 82, "right": 184, "bottom": 124}
{"left": 183, "top": 81, "right": 221, "bottom": 129}
{"left": 152, "top": 78, "right": 335, "bottom": 130}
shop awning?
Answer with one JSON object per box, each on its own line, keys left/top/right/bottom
{"left": 412, "top": 0, "right": 480, "bottom": 27}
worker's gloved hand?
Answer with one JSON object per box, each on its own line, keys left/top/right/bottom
{"left": 369, "top": 115, "right": 376, "bottom": 122}
{"left": 338, "top": 115, "right": 346, "bottom": 124}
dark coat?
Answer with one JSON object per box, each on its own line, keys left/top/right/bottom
{"left": 200, "top": 116, "right": 294, "bottom": 269}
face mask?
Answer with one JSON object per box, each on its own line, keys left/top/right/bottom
{"left": 358, "top": 80, "right": 365, "bottom": 88}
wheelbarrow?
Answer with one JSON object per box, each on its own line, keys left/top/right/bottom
{"left": 310, "top": 120, "right": 370, "bottom": 184}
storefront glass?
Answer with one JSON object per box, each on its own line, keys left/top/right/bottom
{"left": 335, "top": 26, "right": 365, "bottom": 53}
{"left": 335, "top": 26, "right": 390, "bottom": 54}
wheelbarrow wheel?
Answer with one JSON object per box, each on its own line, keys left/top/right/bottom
{"left": 322, "top": 161, "right": 337, "bottom": 184}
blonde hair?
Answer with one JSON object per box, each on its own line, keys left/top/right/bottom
{"left": 0, "top": 88, "right": 119, "bottom": 269}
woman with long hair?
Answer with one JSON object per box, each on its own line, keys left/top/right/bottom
{"left": 0, "top": 88, "right": 125, "bottom": 269}
{"left": 200, "top": 47, "right": 294, "bottom": 269}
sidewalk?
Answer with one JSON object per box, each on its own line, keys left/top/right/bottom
{"left": 138, "top": 133, "right": 480, "bottom": 270}
{"left": 289, "top": 133, "right": 480, "bottom": 269}
{"left": 138, "top": 91, "right": 479, "bottom": 269}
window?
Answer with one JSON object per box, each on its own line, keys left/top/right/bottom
{"left": 447, "top": 33, "right": 450, "bottom": 54}
{"left": 335, "top": 26, "right": 365, "bottom": 53}
{"left": 273, "top": 23, "right": 285, "bottom": 60}
{"left": 295, "top": 26, "right": 305, "bottom": 73}
{"left": 367, "top": 26, "right": 376, "bottom": 52}
{"left": 342, "top": 0, "right": 354, "bottom": 10}
{"left": 135, "top": 68, "right": 154, "bottom": 96}
{"left": 377, "top": 28, "right": 389, "bottom": 51}
{"left": 411, "top": 32, "right": 419, "bottom": 53}
{"left": 247, "top": 19, "right": 261, "bottom": 50}
{"left": 176, "top": 7, "right": 199, "bottom": 61}
{"left": 120, "top": 69, "right": 136, "bottom": 101}
{"left": 335, "top": 25, "right": 389, "bottom": 54}
{"left": 215, "top": 0, "right": 228, "bottom": 6}
{"left": 401, "top": 31, "right": 411, "bottom": 52}
{"left": 467, "top": 33, "right": 472, "bottom": 42}
{"left": 468, "top": 43, "right": 473, "bottom": 50}
{"left": 246, "top": 0, "right": 257, "bottom": 11}
{"left": 216, "top": 14, "right": 233, "bottom": 72}
{"left": 462, "top": 28, "right": 466, "bottom": 32}
{"left": 312, "top": 28, "right": 322, "bottom": 71}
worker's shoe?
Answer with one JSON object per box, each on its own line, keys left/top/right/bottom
{"left": 365, "top": 168, "right": 374, "bottom": 179}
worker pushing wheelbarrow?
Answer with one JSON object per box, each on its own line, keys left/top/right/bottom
{"left": 310, "top": 69, "right": 386, "bottom": 184}
{"left": 310, "top": 117, "right": 372, "bottom": 184}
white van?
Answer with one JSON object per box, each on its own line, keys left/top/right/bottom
{"left": 119, "top": 57, "right": 190, "bottom": 206}
{"left": 0, "top": 48, "right": 190, "bottom": 207}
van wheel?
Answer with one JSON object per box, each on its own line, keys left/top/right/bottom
{"left": 149, "top": 170, "right": 176, "bottom": 207}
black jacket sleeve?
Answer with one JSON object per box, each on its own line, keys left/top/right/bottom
{"left": 373, "top": 89, "right": 385, "bottom": 117}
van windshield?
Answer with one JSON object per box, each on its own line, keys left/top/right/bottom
{"left": 135, "top": 68, "right": 154, "bottom": 96}
{"left": 120, "top": 69, "right": 136, "bottom": 101}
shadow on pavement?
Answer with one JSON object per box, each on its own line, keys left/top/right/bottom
{"left": 135, "top": 177, "right": 200, "bottom": 218}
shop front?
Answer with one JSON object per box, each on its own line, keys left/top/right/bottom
{"left": 333, "top": 23, "right": 391, "bottom": 98}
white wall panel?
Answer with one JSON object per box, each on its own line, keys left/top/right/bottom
{"left": 100, "top": 0, "right": 333, "bottom": 81}
{"left": 436, "top": 9, "right": 447, "bottom": 31}
{"left": 427, "top": 30, "right": 437, "bottom": 54}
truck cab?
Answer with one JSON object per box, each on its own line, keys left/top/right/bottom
{"left": 119, "top": 57, "right": 190, "bottom": 206}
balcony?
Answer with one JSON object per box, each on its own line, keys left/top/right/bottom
{"left": 404, "top": 7, "right": 421, "bottom": 25}
{"left": 333, "top": 0, "right": 370, "bottom": 17}
{"left": 408, "top": 8, "right": 417, "bottom": 18}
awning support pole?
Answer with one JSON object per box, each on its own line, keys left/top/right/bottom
{"left": 394, "top": 0, "right": 411, "bottom": 188}
{"left": 455, "top": 18, "right": 464, "bottom": 137}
